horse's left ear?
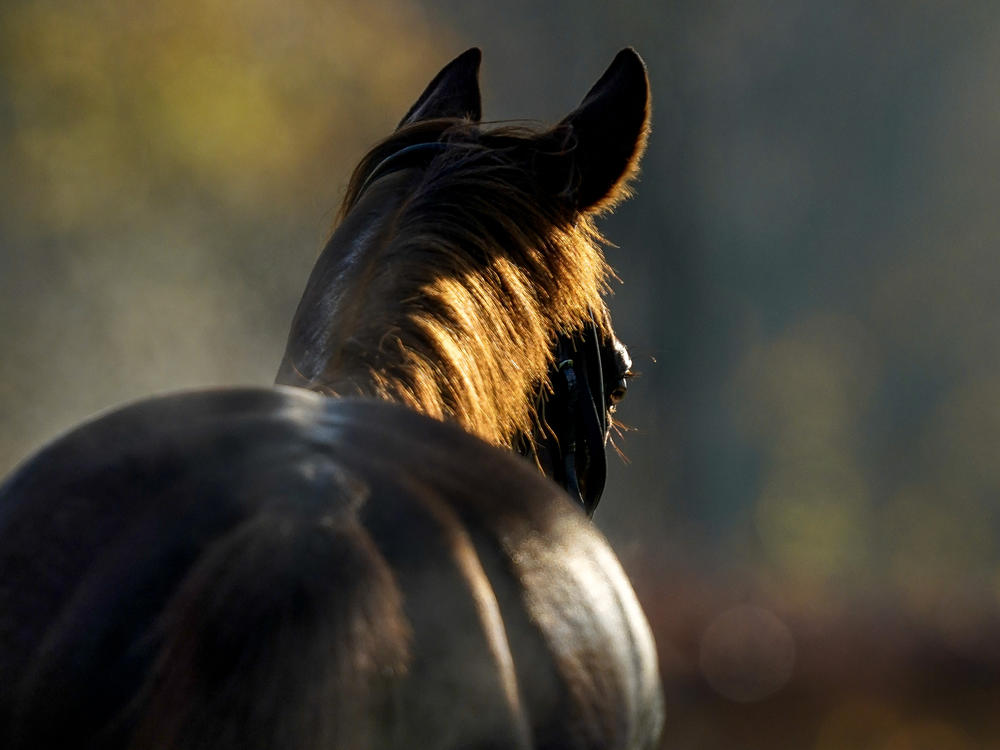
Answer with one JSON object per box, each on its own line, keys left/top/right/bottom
{"left": 398, "top": 48, "right": 483, "bottom": 128}
{"left": 558, "top": 48, "right": 650, "bottom": 213}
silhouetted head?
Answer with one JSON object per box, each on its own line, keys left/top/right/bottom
{"left": 277, "top": 48, "right": 650, "bottom": 506}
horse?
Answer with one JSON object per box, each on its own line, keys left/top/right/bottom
{"left": 0, "top": 48, "right": 663, "bottom": 750}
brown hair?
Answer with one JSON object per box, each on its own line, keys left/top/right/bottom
{"left": 302, "top": 117, "right": 621, "bottom": 447}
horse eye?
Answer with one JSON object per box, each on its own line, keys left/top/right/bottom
{"left": 609, "top": 382, "right": 627, "bottom": 406}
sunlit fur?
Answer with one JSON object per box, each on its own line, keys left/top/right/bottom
{"left": 296, "top": 118, "right": 625, "bottom": 448}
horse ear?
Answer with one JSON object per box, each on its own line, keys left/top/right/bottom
{"left": 558, "top": 48, "right": 650, "bottom": 213}
{"left": 398, "top": 48, "right": 482, "bottom": 128}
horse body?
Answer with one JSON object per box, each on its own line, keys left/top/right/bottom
{"left": 0, "top": 48, "right": 663, "bottom": 749}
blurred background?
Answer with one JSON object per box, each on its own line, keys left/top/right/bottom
{"left": 2, "top": 0, "right": 998, "bottom": 746}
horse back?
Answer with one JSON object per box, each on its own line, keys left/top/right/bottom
{"left": 0, "top": 387, "right": 661, "bottom": 749}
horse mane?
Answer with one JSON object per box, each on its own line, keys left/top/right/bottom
{"left": 309, "top": 118, "right": 619, "bottom": 447}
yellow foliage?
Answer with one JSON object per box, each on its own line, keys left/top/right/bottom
{"left": 2, "top": 0, "right": 451, "bottom": 229}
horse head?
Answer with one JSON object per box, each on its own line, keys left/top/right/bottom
{"left": 276, "top": 47, "right": 649, "bottom": 515}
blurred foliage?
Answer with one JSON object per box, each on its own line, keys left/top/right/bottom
{"left": 2, "top": 0, "right": 999, "bottom": 746}
{"left": 2, "top": 0, "right": 444, "bottom": 217}
{"left": 0, "top": 0, "right": 451, "bottom": 460}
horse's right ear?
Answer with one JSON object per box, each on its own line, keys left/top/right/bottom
{"left": 557, "top": 48, "right": 650, "bottom": 213}
{"left": 398, "top": 48, "right": 483, "bottom": 128}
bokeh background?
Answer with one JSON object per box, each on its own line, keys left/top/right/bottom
{"left": 2, "top": 1, "right": 998, "bottom": 747}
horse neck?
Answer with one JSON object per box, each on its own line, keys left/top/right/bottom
{"left": 277, "top": 173, "right": 567, "bottom": 446}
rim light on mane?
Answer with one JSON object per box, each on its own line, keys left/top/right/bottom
{"left": 277, "top": 48, "right": 650, "bottom": 449}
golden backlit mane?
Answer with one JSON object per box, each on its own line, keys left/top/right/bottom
{"left": 300, "top": 118, "right": 621, "bottom": 447}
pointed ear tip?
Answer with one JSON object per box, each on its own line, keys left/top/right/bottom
{"left": 610, "top": 48, "right": 647, "bottom": 77}
{"left": 618, "top": 48, "right": 650, "bottom": 92}
{"left": 627, "top": 52, "right": 651, "bottom": 123}
{"left": 457, "top": 47, "right": 483, "bottom": 69}
{"left": 616, "top": 47, "right": 646, "bottom": 67}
